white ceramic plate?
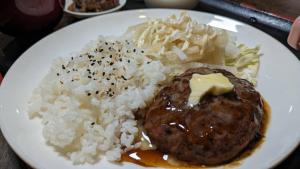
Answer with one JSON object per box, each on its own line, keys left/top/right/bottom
{"left": 0, "top": 9, "right": 300, "bottom": 169}
{"left": 64, "top": 0, "right": 127, "bottom": 18}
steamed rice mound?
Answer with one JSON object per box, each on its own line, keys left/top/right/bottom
{"left": 28, "top": 37, "right": 166, "bottom": 164}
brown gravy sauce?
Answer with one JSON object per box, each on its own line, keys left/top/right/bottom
{"left": 121, "top": 99, "right": 271, "bottom": 168}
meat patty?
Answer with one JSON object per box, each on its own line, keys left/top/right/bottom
{"left": 136, "top": 67, "right": 263, "bottom": 165}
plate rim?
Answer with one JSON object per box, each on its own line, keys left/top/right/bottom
{"left": 0, "top": 8, "right": 300, "bottom": 169}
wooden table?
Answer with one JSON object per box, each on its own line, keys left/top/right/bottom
{"left": 0, "top": 0, "right": 299, "bottom": 168}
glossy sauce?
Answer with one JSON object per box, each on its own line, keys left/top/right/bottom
{"left": 121, "top": 99, "right": 271, "bottom": 168}
{"left": 232, "top": 98, "right": 271, "bottom": 160}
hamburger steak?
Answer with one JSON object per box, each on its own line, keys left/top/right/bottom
{"left": 136, "top": 67, "right": 263, "bottom": 165}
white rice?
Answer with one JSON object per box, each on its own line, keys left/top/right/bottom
{"left": 28, "top": 36, "right": 166, "bottom": 164}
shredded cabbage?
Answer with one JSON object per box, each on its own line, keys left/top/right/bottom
{"left": 125, "top": 12, "right": 229, "bottom": 64}
{"left": 125, "top": 12, "right": 261, "bottom": 84}
{"left": 228, "top": 44, "right": 260, "bottom": 84}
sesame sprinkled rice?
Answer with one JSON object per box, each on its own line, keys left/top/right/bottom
{"left": 28, "top": 36, "right": 166, "bottom": 164}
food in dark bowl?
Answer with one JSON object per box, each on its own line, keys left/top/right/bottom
{"left": 69, "top": 0, "right": 119, "bottom": 12}
{"left": 135, "top": 67, "right": 264, "bottom": 165}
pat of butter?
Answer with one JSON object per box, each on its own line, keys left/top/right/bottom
{"left": 188, "top": 73, "right": 234, "bottom": 106}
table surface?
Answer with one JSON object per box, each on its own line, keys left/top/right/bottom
{"left": 232, "top": 0, "right": 300, "bottom": 20}
{"left": 0, "top": 0, "right": 299, "bottom": 168}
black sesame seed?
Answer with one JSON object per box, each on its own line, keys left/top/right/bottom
{"left": 99, "top": 49, "right": 104, "bottom": 52}
{"left": 119, "top": 58, "right": 122, "bottom": 62}
{"left": 118, "top": 49, "right": 121, "bottom": 52}
{"left": 127, "top": 60, "right": 130, "bottom": 63}
{"left": 109, "top": 94, "right": 113, "bottom": 97}
{"left": 126, "top": 50, "right": 130, "bottom": 53}
{"left": 60, "top": 81, "right": 63, "bottom": 84}
{"left": 62, "top": 65, "right": 66, "bottom": 69}
{"left": 102, "top": 72, "right": 106, "bottom": 76}
{"left": 101, "top": 56, "right": 105, "bottom": 59}
{"left": 71, "top": 79, "right": 74, "bottom": 82}
{"left": 71, "top": 57, "right": 74, "bottom": 60}
{"left": 113, "top": 68, "right": 116, "bottom": 70}
{"left": 105, "top": 42, "right": 108, "bottom": 45}
{"left": 79, "top": 55, "right": 82, "bottom": 57}
{"left": 109, "top": 47, "right": 112, "bottom": 50}
{"left": 87, "top": 93, "right": 91, "bottom": 96}
{"left": 109, "top": 55, "right": 112, "bottom": 58}
{"left": 133, "top": 49, "right": 136, "bottom": 52}
{"left": 110, "top": 62, "right": 114, "bottom": 66}
{"left": 111, "top": 83, "right": 115, "bottom": 85}
{"left": 109, "top": 88, "right": 112, "bottom": 91}
{"left": 96, "top": 91, "right": 99, "bottom": 94}
{"left": 88, "top": 76, "right": 92, "bottom": 78}
{"left": 67, "top": 71, "right": 70, "bottom": 73}
{"left": 147, "top": 61, "right": 150, "bottom": 64}
{"left": 91, "top": 63, "right": 95, "bottom": 66}
{"left": 121, "top": 75, "right": 127, "bottom": 80}
{"left": 56, "top": 73, "right": 60, "bottom": 76}
{"left": 106, "top": 78, "right": 110, "bottom": 80}
{"left": 125, "top": 87, "right": 128, "bottom": 90}
{"left": 91, "top": 122, "right": 95, "bottom": 125}
{"left": 141, "top": 50, "right": 144, "bottom": 53}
